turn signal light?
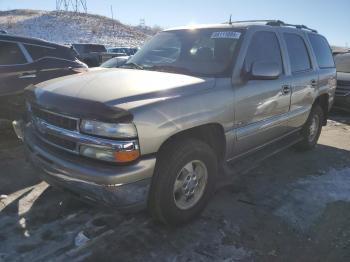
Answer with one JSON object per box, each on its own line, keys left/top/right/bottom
{"left": 114, "top": 150, "right": 140, "bottom": 163}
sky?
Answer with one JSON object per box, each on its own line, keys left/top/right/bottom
{"left": 0, "top": 0, "right": 349, "bottom": 46}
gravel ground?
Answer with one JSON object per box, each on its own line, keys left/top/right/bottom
{"left": 0, "top": 112, "right": 349, "bottom": 262}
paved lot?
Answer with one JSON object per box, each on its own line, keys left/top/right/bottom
{"left": 0, "top": 112, "right": 349, "bottom": 262}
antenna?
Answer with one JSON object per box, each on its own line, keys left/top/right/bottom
{"left": 229, "top": 14, "right": 232, "bottom": 25}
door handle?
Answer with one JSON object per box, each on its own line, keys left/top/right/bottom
{"left": 19, "top": 73, "right": 36, "bottom": 79}
{"left": 311, "top": 79, "right": 318, "bottom": 88}
{"left": 281, "top": 85, "right": 291, "bottom": 95}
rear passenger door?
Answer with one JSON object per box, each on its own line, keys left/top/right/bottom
{"left": 233, "top": 30, "right": 291, "bottom": 156}
{"left": 0, "top": 41, "right": 35, "bottom": 120}
{"left": 307, "top": 33, "right": 336, "bottom": 108}
{"left": 0, "top": 41, "right": 35, "bottom": 96}
{"left": 281, "top": 32, "right": 319, "bottom": 129}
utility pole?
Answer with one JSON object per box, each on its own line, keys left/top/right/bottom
{"left": 110, "top": 5, "right": 115, "bottom": 30}
{"left": 56, "top": 0, "right": 87, "bottom": 13}
{"left": 139, "top": 18, "right": 145, "bottom": 28}
{"left": 110, "top": 5, "right": 114, "bottom": 20}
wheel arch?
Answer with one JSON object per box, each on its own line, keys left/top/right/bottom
{"left": 313, "top": 93, "right": 329, "bottom": 125}
{"left": 156, "top": 123, "right": 227, "bottom": 162}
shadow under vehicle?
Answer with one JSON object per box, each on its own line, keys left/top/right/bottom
{"left": 0, "top": 33, "right": 87, "bottom": 129}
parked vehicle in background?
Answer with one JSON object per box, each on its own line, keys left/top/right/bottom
{"left": 21, "top": 20, "right": 336, "bottom": 225}
{"left": 333, "top": 52, "right": 350, "bottom": 112}
{"left": 108, "top": 47, "right": 139, "bottom": 56}
{"left": 0, "top": 34, "right": 87, "bottom": 129}
{"left": 72, "top": 43, "right": 123, "bottom": 67}
{"left": 100, "top": 56, "right": 129, "bottom": 68}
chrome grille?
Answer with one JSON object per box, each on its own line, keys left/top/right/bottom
{"left": 28, "top": 104, "right": 139, "bottom": 160}
{"left": 31, "top": 106, "right": 78, "bottom": 131}
{"left": 38, "top": 132, "right": 77, "bottom": 152}
{"left": 30, "top": 105, "right": 79, "bottom": 153}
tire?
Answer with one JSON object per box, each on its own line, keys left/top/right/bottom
{"left": 295, "top": 105, "right": 324, "bottom": 151}
{"left": 148, "top": 138, "right": 218, "bottom": 225}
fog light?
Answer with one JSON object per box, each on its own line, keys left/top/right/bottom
{"left": 80, "top": 145, "right": 140, "bottom": 163}
{"left": 80, "top": 145, "right": 116, "bottom": 162}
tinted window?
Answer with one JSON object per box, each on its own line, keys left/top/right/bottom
{"left": 24, "top": 44, "right": 76, "bottom": 61}
{"left": 0, "top": 41, "right": 27, "bottom": 65}
{"left": 308, "top": 34, "right": 334, "bottom": 68}
{"left": 284, "top": 33, "right": 311, "bottom": 73}
{"left": 245, "top": 31, "right": 283, "bottom": 72}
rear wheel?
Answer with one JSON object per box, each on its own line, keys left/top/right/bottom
{"left": 296, "top": 105, "right": 324, "bottom": 150}
{"left": 148, "top": 138, "right": 217, "bottom": 225}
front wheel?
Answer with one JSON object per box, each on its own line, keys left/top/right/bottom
{"left": 148, "top": 138, "right": 218, "bottom": 225}
{"left": 295, "top": 105, "right": 324, "bottom": 151}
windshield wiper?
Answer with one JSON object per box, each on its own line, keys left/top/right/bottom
{"left": 122, "top": 62, "right": 144, "bottom": 70}
{"left": 144, "top": 65, "right": 195, "bottom": 75}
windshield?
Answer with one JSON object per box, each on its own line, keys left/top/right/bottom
{"left": 123, "top": 29, "right": 243, "bottom": 76}
{"left": 335, "top": 53, "right": 350, "bottom": 73}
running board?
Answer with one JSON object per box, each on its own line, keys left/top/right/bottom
{"left": 217, "top": 132, "right": 303, "bottom": 189}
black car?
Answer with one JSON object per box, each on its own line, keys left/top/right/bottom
{"left": 108, "top": 47, "right": 139, "bottom": 56}
{"left": 334, "top": 52, "right": 350, "bottom": 112}
{"left": 0, "top": 34, "right": 87, "bottom": 127}
{"left": 72, "top": 44, "right": 122, "bottom": 67}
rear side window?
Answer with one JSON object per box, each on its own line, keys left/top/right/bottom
{"left": 284, "top": 33, "right": 311, "bottom": 73}
{"left": 245, "top": 31, "right": 283, "bottom": 72}
{"left": 24, "top": 44, "right": 76, "bottom": 61}
{"left": 0, "top": 41, "right": 27, "bottom": 65}
{"left": 308, "top": 34, "right": 335, "bottom": 69}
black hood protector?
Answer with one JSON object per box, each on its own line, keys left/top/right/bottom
{"left": 24, "top": 85, "right": 133, "bottom": 123}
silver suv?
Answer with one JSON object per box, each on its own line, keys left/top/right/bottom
{"left": 21, "top": 20, "right": 336, "bottom": 225}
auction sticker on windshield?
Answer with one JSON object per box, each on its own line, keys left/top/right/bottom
{"left": 211, "top": 31, "right": 241, "bottom": 39}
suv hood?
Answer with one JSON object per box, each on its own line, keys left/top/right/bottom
{"left": 35, "top": 68, "right": 215, "bottom": 104}
{"left": 27, "top": 68, "right": 215, "bottom": 121}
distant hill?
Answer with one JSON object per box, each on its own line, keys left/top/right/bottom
{"left": 332, "top": 46, "right": 349, "bottom": 54}
{"left": 0, "top": 9, "right": 156, "bottom": 47}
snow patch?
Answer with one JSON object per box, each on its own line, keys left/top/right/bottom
{"left": 274, "top": 167, "right": 350, "bottom": 231}
{"left": 0, "top": 9, "right": 153, "bottom": 47}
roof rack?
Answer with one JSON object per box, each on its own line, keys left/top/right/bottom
{"left": 266, "top": 20, "right": 318, "bottom": 33}
{"left": 225, "top": 19, "right": 318, "bottom": 33}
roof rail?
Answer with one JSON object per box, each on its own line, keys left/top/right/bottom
{"left": 266, "top": 20, "right": 318, "bottom": 33}
{"left": 225, "top": 19, "right": 318, "bottom": 33}
{"left": 227, "top": 19, "right": 281, "bottom": 25}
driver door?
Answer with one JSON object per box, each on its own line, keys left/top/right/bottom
{"left": 232, "top": 30, "right": 292, "bottom": 156}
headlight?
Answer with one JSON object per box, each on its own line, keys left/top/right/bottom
{"left": 80, "top": 120, "right": 137, "bottom": 139}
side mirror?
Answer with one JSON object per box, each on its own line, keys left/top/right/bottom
{"left": 250, "top": 61, "right": 281, "bottom": 80}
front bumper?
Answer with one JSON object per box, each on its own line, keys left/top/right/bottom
{"left": 24, "top": 124, "right": 156, "bottom": 210}
{"left": 333, "top": 95, "right": 350, "bottom": 112}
